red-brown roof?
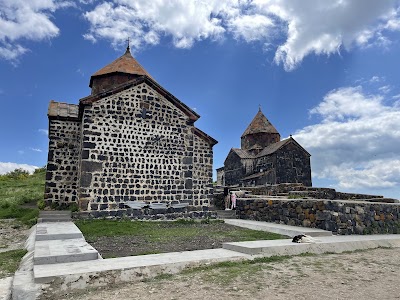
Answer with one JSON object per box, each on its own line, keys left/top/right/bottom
{"left": 90, "top": 47, "right": 151, "bottom": 87}
{"left": 231, "top": 148, "right": 254, "bottom": 159}
{"left": 256, "top": 137, "right": 311, "bottom": 157}
{"left": 241, "top": 109, "right": 279, "bottom": 137}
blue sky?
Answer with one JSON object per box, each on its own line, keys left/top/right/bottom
{"left": 1, "top": 0, "right": 400, "bottom": 198}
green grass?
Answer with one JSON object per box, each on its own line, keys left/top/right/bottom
{"left": 75, "top": 219, "right": 285, "bottom": 243}
{"left": 0, "top": 249, "right": 27, "bottom": 278}
{"left": 0, "top": 169, "right": 45, "bottom": 225}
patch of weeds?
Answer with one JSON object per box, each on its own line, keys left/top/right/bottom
{"left": 0, "top": 169, "right": 45, "bottom": 208}
{"left": 133, "top": 250, "right": 161, "bottom": 256}
{"left": 252, "top": 255, "right": 291, "bottom": 264}
{"left": 37, "top": 199, "right": 46, "bottom": 210}
{"left": 201, "top": 218, "right": 224, "bottom": 224}
{"left": 69, "top": 203, "right": 79, "bottom": 212}
{"left": 341, "top": 249, "right": 370, "bottom": 254}
{"left": 184, "top": 255, "right": 291, "bottom": 278}
{"left": 174, "top": 218, "right": 195, "bottom": 225}
{"left": 153, "top": 273, "right": 174, "bottom": 281}
{"left": 0, "top": 249, "right": 27, "bottom": 278}
{"left": 0, "top": 204, "right": 38, "bottom": 226}
{"left": 288, "top": 194, "right": 304, "bottom": 199}
{"left": 297, "top": 252, "right": 316, "bottom": 257}
{"left": 76, "top": 219, "right": 286, "bottom": 244}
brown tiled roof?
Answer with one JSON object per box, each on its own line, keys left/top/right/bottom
{"left": 256, "top": 139, "right": 289, "bottom": 157}
{"left": 232, "top": 148, "right": 254, "bottom": 159}
{"left": 48, "top": 101, "right": 79, "bottom": 120}
{"left": 241, "top": 109, "right": 279, "bottom": 137}
{"left": 90, "top": 48, "right": 151, "bottom": 86}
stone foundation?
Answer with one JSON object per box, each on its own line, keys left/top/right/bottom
{"left": 243, "top": 184, "right": 385, "bottom": 201}
{"left": 73, "top": 208, "right": 216, "bottom": 221}
{"left": 237, "top": 198, "right": 400, "bottom": 235}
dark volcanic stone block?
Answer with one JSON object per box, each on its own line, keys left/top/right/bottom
{"left": 185, "top": 179, "right": 193, "bottom": 189}
{"left": 81, "top": 161, "right": 103, "bottom": 172}
{"left": 83, "top": 142, "right": 96, "bottom": 149}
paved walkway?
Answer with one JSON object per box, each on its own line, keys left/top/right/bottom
{"left": 9, "top": 216, "right": 400, "bottom": 299}
{"left": 224, "top": 219, "right": 332, "bottom": 237}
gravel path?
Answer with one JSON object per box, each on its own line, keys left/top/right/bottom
{"left": 41, "top": 247, "right": 400, "bottom": 300}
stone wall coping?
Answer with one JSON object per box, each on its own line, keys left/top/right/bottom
{"left": 239, "top": 197, "right": 400, "bottom": 206}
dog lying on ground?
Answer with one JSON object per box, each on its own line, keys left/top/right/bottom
{"left": 292, "top": 234, "right": 318, "bottom": 243}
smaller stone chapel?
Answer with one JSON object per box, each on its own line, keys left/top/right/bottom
{"left": 218, "top": 108, "right": 312, "bottom": 187}
{"left": 44, "top": 46, "right": 217, "bottom": 215}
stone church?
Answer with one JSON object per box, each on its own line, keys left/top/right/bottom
{"left": 218, "top": 108, "right": 312, "bottom": 187}
{"left": 45, "top": 46, "right": 217, "bottom": 215}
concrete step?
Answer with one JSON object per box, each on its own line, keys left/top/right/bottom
{"left": 216, "top": 209, "right": 236, "bottom": 219}
{"left": 34, "top": 239, "right": 99, "bottom": 265}
{"left": 39, "top": 211, "right": 72, "bottom": 216}
{"left": 38, "top": 211, "right": 72, "bottom": 223}
{"left": 223, "top": 234, "right": 400, "bottom": 256}
{"left": 36, "top": 222, "right": 83, "bottom": 241}
{"left": 38, "top": 217, "right": 72, "bottom": 223}
{"left": 0, "top": 277, "right": 13, "bottom": 300}
{"left": 224, "top": 219, "right": 332, "bottom": 237}
{"left": 33, "top": 248, "right": 249, "bottom": 284}
{"left": 276, "top": 193, "right": 289, "bottom": 196}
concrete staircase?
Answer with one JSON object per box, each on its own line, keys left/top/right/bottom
{"left": 215, "top": 209, "right": 237, "bottom": 219}
{"left": 34, "top": 212, "right": 100, "bottom": 266}
{"left": 38, "top": 211, "right": 72, "bottom": 223}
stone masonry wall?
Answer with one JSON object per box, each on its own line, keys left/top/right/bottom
{"left": 275, "top": 144, "right": 312, "bottom": 186}
{"left": 78, "top": 82, "right": 212, "bottom": 211}
{"left": 224, "top": 152, "right": 244, "bottom": 186}
{"left": 241, "top": 132, "right": 280, "bottom": 150}
{"left": 45, "top": 120, "right": 81, "bottom": 206}
{"left": 237, "top": 198, "right": 400, "bottom": 234}
{"left": 193, "top": 133, "right": 213, "bottom": 207}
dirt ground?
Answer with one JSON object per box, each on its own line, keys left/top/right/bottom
{"left": 41, "top": 247, "right": 400, "bottom": 300}
{"left": 85, "top": 222, "right": 280, "bottom": 257}
{"left": 0, "top": 219, "right": 30, "bottom": 253}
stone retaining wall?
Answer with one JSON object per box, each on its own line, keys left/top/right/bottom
{"left": 243, "top": 184, "right": 384, "bottom": 200}
{"left": 237, "top": 198, "right": 400, "bottom": 235}
{"left": 73, "top": 208, "right": 216, "bottom": 221}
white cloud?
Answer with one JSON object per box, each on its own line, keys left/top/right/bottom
{"left": 259, "top": 0, "right": 400, "bottom": 70}
{"left": 228, "top": 14, "right": 274, "bottom": 42}
{"left": 309, "top": 86, "right": 386, "bottom": 121}
{"left": 294, "top": 85, "right": 400, "bottom": 192}
{"left": 0, "top": 162, "right": 38, "bottom": 174}
{"left": 83, "top": 0, "right": 235, "bottom": 49}
{"left": 82, "top": 1, "right": 400, "bottom": 70}
{"left": 379, "top": 85, "right": 392, "bottom": 94}
{"left": 0, "top": 0, "right": 71, "bottom": 62}
{"left": 38, "top": 128, "right": 49, "bottom": 135}
{"left": 369, "top": 75, "right": 383, "bottom": 83}
{"left": 30, "top": 147, "right": 43, "bottom": 152}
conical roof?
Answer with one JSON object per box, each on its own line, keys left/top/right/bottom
{"left": 89, "top": 47, "right": 151, "bottom": 87}
{"left": 241, "top": 108, "right": 279, "bottom": 137}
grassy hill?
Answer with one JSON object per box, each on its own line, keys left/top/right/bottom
{"left": 0, "top": 168, "right": 46, "bottom": 225}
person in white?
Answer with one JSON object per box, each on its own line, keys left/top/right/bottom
{"left": 230, "top": 192, "right": 237, "bottom": 210}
